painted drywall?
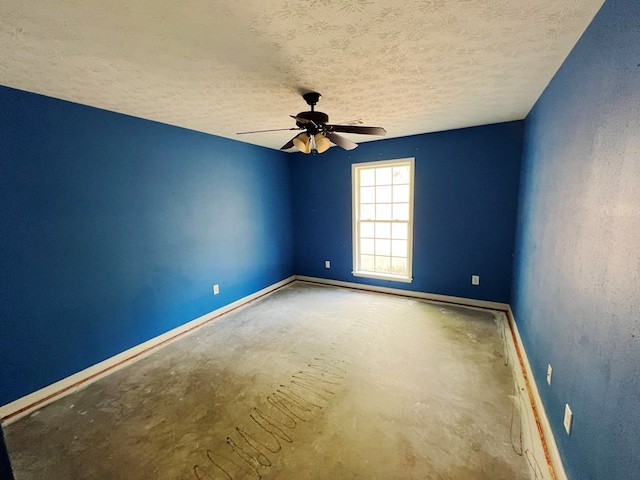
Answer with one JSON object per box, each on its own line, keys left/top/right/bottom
{"left": 512, "top": 0, "right": 640, "bottom": 478}
{"left": 291, "top": 122, "right": 524, "bottom": 304}
{"left": 0, "top": 86, "right": 294, "bottom": 406}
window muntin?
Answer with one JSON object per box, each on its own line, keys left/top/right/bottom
{"left": 352, "top": 158, "right": 414, "bottom": 282}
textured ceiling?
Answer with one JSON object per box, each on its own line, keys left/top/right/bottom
{"left": 1, "top": 0, "right": 604, "bottom": 151}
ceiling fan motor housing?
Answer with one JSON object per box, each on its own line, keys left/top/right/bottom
{"left": 295, "top": 111, "right": 329, "bottom": 132}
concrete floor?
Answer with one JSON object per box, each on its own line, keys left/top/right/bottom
{"left": 4, "top": 282, "right": 535, "bottom": 479}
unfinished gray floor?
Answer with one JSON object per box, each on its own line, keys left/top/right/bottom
{"left": 4, "top": 282, "right": 535, "bottom": 479}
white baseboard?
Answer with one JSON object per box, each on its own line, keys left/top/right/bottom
{"left": 506, "top": 306, "right": 568, "bottom": 480}
{"left": 0, "top": 276, "right": 295, "bottom": 425}
{"left": 295, "top": 275, "right": 510, "bottom": 311}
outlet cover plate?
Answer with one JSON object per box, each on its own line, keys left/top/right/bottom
{"left": 471, "top": 275, "right": 480, "bottom": 285}
{"left": 564, "top": 404, "right": 573, "bottom": 435}
{"left": 325, "top": 260, "right": 330, "bottom": 268}
{"left": 547, "top": 364, "right": 553, "bottom": 385}
{"left": 213, "top": 284, "right": 219, "bottom": 295}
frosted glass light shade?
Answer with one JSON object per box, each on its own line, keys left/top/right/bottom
{"left": 314, "top": 133, "right": 331, "bottom": 153}
{"left": 293, "top": 133, "right": 311, "bottom": 154}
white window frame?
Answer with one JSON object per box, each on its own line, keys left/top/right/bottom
{"left": 352, "top": 157, "right": 415, "bottom": 283}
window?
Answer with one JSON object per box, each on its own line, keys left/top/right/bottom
{"left": 352, "top": 158, "right": 415, "bottom": 283}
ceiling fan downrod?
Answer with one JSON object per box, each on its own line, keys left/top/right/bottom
{"left": 302, "top": 92, "right": 321, "bottom": 111}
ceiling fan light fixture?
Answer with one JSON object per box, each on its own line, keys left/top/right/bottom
{"left": 239, "top": 92, "right": 386, "bottom": 152}
{"left": 292, "top": 133, "right": 311, "bottom": 154}
{"left": 314, "top": 133, "right": 331, "bottom": 153}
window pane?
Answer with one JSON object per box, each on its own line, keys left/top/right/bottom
{"left": 361, "top": 204, "right": 375, "bottom": 220}
{"left": 393, "top": 203, "right": 409, "bottom": 221}
{"left": 375, "top": 239, "right": 390, "bottom": 256}
{"left": 353, "top": 159, "right": 413, "bottom": 280}
{"left": 391, "top": 239, "right": 407, "bottom": 257}
{"left": 393, "top": 166, "right": 410, "bottom": 184}
{"left": 361, "top": 238, "right": 375, "bottom": 255}
{"left": 375, "top": 256, "right": 391, "bottom": 272}
{"left": 392, "top": 185, "right": 409, "bottom": 203}
{"left": 376, "top": 203, "right": 392, "bottom": 220}
{"left": 360, "top": 186, "right": 375, "bottom": 203}
{"left": 360, "top": 169, "right": 375, "bottom": 186}
{"left": 361, "top": 255, "right": 375, "bottom": 271}
{"left": 391, "top": 257, "right": 407, "bottom": 274}
{"left": 361, "top": 221, "right": 375, "bottom": 238}
{"left": 392, "top": 222, "right": 408, "bottom": 240}
{"left": 376, "top": 186, "right": 392, "bottom": 203}
{"left": 375, "top": 222, "right": 391, "bottom": 239}
{"left": 376, "top": 167, "right": 392, "bottom": 185}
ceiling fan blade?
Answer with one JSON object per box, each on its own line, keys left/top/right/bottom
{"left": 326, "top": 125, "right": 387, "bottom": 136}
{"left": 237, "top": 127, "right": 301, "bottom": 135}
{"left": 326, "top": 132, "right": 358, "bottom": 151}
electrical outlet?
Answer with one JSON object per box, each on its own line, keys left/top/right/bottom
{"left": 213, "top": 284, "right": 219, "bottom": 295}
{"left": 564, "top": 404, "right": 573, "bottom": 435}
{"left": 547, "top": 364, "right": 553, "bottom": 385}
{"left": 325, "top": 260, "right": 331, "bottom": 268}
{"left": 471, "top": 275, "right": 480, "bottom": 285}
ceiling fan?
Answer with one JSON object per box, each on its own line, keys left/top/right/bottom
{"left": 237, "top": 92, "right": 387, "bottom": 154}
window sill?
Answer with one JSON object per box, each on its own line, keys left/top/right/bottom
{"left": 352, "top": 271, "right": 413, "bottom": 283}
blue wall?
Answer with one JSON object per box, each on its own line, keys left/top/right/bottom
{"left": 512, "top": 0, "right": 640, "bottom": 478}
{"left": 291, "top": 122, "right": 524, "bottom": 304}
{"left": 0, "top": 86, "right": 294, "bottom": 406}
